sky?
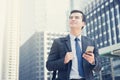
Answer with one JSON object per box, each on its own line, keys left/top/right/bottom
{"left": 20, "top": 0, "right": 70, "bottom": 45}
{"left": 46, "top": 0, "right": 70, "bottom": 31}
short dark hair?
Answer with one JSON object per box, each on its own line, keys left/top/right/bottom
{"left": 70, "top": 10, "right": 86, "bottom": 22}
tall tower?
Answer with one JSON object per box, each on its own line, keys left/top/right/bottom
{"left": 2, "top": 0, "right": 20, "bottom": 80}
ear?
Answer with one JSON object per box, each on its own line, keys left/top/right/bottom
{"left": 82, "top": 22, "right": 86, "bottom": 26}
{"left": 81, "top": 22, "right": 86, "bottom": 29}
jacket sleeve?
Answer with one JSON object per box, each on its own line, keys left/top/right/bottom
{"left": 92, "top": 40, "right": 102, "bottom": 73}
{"left": 46, "top": 39, "right": 67, "bottom": 71}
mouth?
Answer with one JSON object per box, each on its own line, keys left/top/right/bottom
{"left": 70, "top": 22, "right": 76, "bottom": 25}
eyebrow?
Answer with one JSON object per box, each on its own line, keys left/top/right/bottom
{"left": 69, "top": 16, "right": 82, "bottom": 18}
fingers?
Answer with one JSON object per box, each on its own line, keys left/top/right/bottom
{"left": 64, "top": 52, "right": 74, "bottom": 64}
{"left": 83, "top": 52, "right": 95, "bottom": 64}
{"left": 85, "top": 52, "right": 94, "bottom": 56}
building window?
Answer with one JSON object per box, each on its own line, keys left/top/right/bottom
{"left": 103, "top": 32, "right": 106, "bottom": 35}
{"left": 101, "top": 5, "right": 104, "bottom": 9}
{"left": 113, "top": 38, "right": 116, "bottom": 44}
{"left": 41, "top": 62, "right": 44, "bottom": 65}
{"left": 102, "top": 14, "right": 105, "bottom": 18}
{"left": 41, "top": 67, "right": 44, "bottom": 70}
{"left": 103, "top": 22, "right": 105, "bottom": 26}
{"left": 100, "top": 34, "right": 102, "bottom": 37}
{"left": 87, "top": 23, "right": 90, "bottom": 26}
{"left": 111, "top": 8, "right": 114, "bottom": 14}
{"left": 110, "top": 0, "right": 113, "bottom": 3}
{"left": 90, "top": 13, "right": 92, "bottom": 17}
{"left": 97, "top": 8, "right": 100, "bottom": 11}
{"left": 94, "top": 10, "right": 96, "bottom": 14}
{"left": 97, "top": 44, "right": 99, "bottom": 47}
{"left": 40, "top": 78, "right": 44, "bottom": 80}
{"left": 100, "top": 42, "right": 103, "bottom": 46}
{"left": 91, "top": 29, "right": 93, "bottom": 33}
{"left": 104, "top": 41, "right": 107, "bottom": 45}
{"left": 96, "top": 35, "right": 98, "bottom": 39}
{"left": 94, "top": 18, "right": 97, "bottom": 22}
{"left": 41, "top": 72, "right": 44, "bottom": 76}
{"left": 95, "top": 27, "right": 97, "bottom": 31}
{"left": 87, "top": 16, "right": 89, "bottom": 19}
{"left": 119, "top": 35, "right": 120, "bottom": 38}
{"left": 41, "top": 57, "right": 43, "bottom": 60}
{"left": 105, "top": 2, "right": 108, "bottom": 6}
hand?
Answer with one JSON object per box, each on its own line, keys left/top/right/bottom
{"left": 64, "top": 52, "right": 74, "bottom": 64}
{"left": 82, "top": 52, "right": 95, "bottom": 64}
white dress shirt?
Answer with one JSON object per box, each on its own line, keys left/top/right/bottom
{"left": 69, "top": 34, "right": 83, "bottom": 79}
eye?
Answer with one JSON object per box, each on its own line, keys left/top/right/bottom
{"left": 69, "top": 16, "right": 81, "bottom": 19}
{"left": 69, "top": 16, "right": 73, "bottom": 19}
{"left": 75, "top": 16, "right": 80, "bottom": 19}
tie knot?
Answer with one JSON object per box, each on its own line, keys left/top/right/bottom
{"left": 75, "top": 37, "right": 80, "bottom": 41}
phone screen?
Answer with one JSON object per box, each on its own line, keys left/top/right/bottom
{"left": 86, "top": 46, "right": 94, "bottom": 53}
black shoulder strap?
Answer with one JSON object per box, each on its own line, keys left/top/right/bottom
{"left": 52, "top": 71, "right": 56, "bottom": 80}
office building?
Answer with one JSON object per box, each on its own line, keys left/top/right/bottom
{"left": 1, "top": 0, "right": 20, "bottom": 80}
{"left": 19, "top": 31, "right": 68, "bottom": 80}
{"left": 84, "top": 0, "right": 120, "bottom": 80}
{"left": 85, "top": 0, "right": 120, "bottom": 48}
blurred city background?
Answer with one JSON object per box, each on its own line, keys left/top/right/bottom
{"left": 0, "top": 0, "right": 120, "bottom": 80}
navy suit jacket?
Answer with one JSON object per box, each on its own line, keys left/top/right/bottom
{"left": 46, "top": 35, "right": 101, "bottom": 80}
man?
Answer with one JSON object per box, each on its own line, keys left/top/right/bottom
{"left": 46, "top": 10, "right": 101, "bottom": 80}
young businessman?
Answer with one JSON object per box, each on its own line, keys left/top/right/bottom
{"left": 46, "top": 10, "right": 101, "bottom": 80}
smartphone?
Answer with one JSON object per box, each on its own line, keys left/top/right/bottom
{"left": 86, "top": 46, "right": 94, "bottom": 53}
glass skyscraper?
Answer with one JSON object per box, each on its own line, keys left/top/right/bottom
{"left": 85, "top": 0, "right": 120, "bottom": 48}
{"left": 84, "top": 0, "right": 120, "bottom": 80}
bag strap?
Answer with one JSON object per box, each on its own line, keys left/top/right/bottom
{"left": 52, "top": 71, "right": 56, "bottom": 80}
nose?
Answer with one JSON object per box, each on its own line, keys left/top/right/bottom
{"left": 71, "top": 17, "right": 76, "bottom": 20}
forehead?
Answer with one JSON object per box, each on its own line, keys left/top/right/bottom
{"left": 70, "top": 12, "right": 83, "bottom": 17}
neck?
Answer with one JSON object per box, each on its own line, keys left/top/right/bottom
{"left": 70, "top": 28, "right": 82, "bottom": 36}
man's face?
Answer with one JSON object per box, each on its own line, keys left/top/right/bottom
{"left": 69, "top": 12, "right": 85, "bottom": 29}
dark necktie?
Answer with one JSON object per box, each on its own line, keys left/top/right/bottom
{"left": 75, "top": 38, "right": 84, "bottom": 77}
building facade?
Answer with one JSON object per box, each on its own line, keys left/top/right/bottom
{"left": 85, "top": 0, "right": 120, "bottom": 48}
{"left": 84, "top": 0, "right": 120, "bottom": 80}
{"left": 1, "top": 0, "right": 20, "bottom": 80}
{"left": 19, "top": 31, "right": 68, "bottom": 80}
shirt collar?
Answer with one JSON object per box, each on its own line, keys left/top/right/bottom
{"left": 69, "top": 34, "right": 81, "bottom": 41}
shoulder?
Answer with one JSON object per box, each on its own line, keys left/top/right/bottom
{"left": 54, "top": 35, "right": 69, "bottom": 41}
{"left": 53, "top": 36, "right": 66, "bottom": 44}
{"left": 82, "top": 36, "right": 94, "bottom": 41}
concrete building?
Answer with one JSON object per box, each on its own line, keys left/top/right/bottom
{"left": 19, "top": 31, "right": 68, "bottom": 80}
{"left": 1, "top": 0, "right": 20, "bottom": 80}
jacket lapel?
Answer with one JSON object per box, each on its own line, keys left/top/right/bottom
{"left": 81, "top": 36, "right": 87, "bottom": 53}
{"left": 63, "top": 35, "right": 72, "bottom": 80}
{"left": 64, "top": 35, "right": 72, "bottom": 52}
